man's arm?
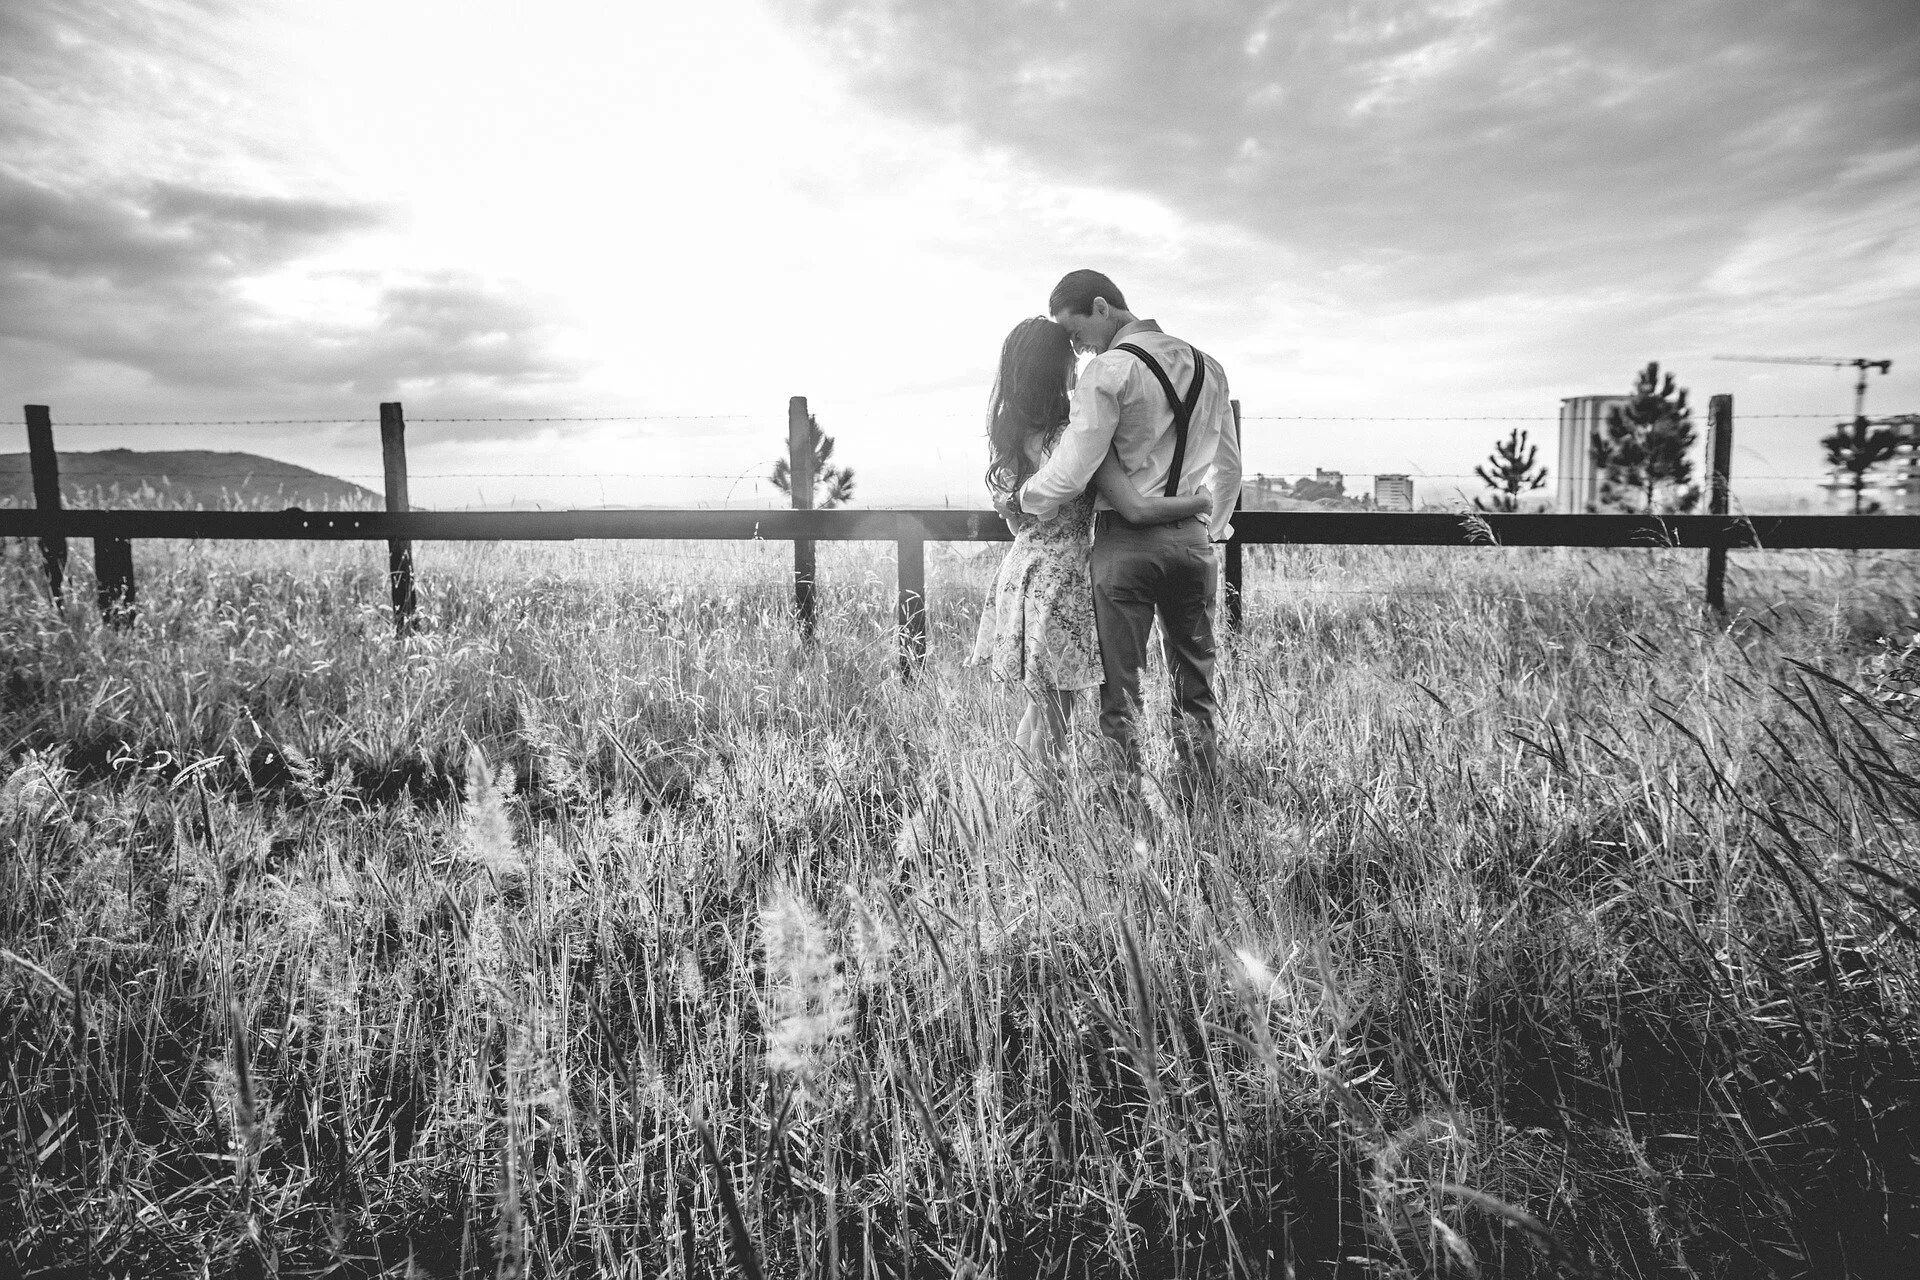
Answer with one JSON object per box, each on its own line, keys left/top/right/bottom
{"left": 1014, "top": 358, "right": 1124, "bottom": 521}
{"left": 1206, "top": 363, "right": 1241, "bottom": 541}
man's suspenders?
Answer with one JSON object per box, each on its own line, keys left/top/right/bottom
{"left": 1114, "top": 342, "right": 1206, "bottom": 498}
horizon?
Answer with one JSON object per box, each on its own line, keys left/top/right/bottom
{"left": 0, "top": 433, "right": 1856, "bottom": 515}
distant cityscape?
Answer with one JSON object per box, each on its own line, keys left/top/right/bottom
{"left": 1239, "top": 469, "right": 1419, "bottom": 512}
{"left": 1839, "top": 418, "right": 1920, "bottom": 513}
{"left": 1240, "top": 395, "right": 1920, "bottom": 515}
{"left": 1558, "top": 395, "right": 1920, "bottom": 516}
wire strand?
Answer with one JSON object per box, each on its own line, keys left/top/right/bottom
{"left": 1239, "top": 412, "right": 1904, "bottom": 421}
{"left": 332, "top": 472, "right": 768, "bottom": 481}
{"left": 37, "top": 410, "right": 1915, "bottom": 427}
{"left": 44, "top": 413, "right": 757, "bottom": 426}
{"left": 51, "top": 419, "right": 373, "bottom": 427}
{"left": 15, "top": 470, "right": 775, "bottom": 482}
{"left": 409, "top": 414, "right": 753, "bottom": 423}
{"left": 1242, "top": 472, "right": 1861, "bottom": 482}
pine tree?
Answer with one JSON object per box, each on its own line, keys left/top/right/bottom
{"left": 1821, "top": 416, "right": 1902, "bottom": 515}
{"left": 1592, "top": 362, "right": 1700, "bottom": 514}
{"left": 769, "top": 414, "right": 856, "bottom": 509}
{"left": 1472, "top": 427, "right": 1548, "bottom": 512}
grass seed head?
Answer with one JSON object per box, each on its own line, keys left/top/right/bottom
{"left": 1, "top": 748, "right": 72, "bottom": 824}
{"left": 1235, "top": 947, "right": 1278, "bottom": 995}
{"left": 462, "top": 744, "right": 523, "bottom": 882}
{"left": 760, "top": 885, "right": 850, "bottom": 1081}
{"left": 845, "top": 883, "right": 895, "bottom": 984}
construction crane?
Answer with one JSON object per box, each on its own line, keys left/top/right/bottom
{"left": 1712, "top": 354, "right": 1893, "bottom": 422}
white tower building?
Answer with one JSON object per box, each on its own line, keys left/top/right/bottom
{"left": 1557, "top": 396, "right": 1626, "bottom": 513}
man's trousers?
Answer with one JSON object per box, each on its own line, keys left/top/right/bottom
{"left": 1089, "top": 513, "right": 1222, "bottom": 782}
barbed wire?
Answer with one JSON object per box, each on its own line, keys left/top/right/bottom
{"left": 1244, "top": 471, "right": 1857, "bottom": 482}
{"left": 19, "top": 463, "right": 1868, "bottom": 482}
{"left": 1241, "top": 412, "right": 1907, "bottom": 421}
{"left": 41, "top": 413, "right": 758, "bottom": 427}
{"left": 49, "top": 418, "right": 373, "bottom": 427}
{"left": 410, "top": 414, "right": 753, "bottom": 423}
{"left": 332, "top": 472, "right": 768, "bottom": 482}
{"left": 34, "top": 410, "right": 1915, "bottom": 428}
{"left": 9, "top": 469, "right": 774, "bottom": 482}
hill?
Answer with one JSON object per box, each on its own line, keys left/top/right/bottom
{"left": 0, "top": 449, "right": 379, "bottom": 509}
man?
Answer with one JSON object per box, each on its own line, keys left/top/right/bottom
{"left": 1012, "top": 269, "right": 1241, "bottom": 794}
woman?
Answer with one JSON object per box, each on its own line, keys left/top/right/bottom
{"left": 970, "top": 317, "right": 1209, "bottom": 772}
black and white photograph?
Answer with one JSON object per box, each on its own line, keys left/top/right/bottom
{"left": 4, "top": 1, "right": 1920, "bottom": 1275}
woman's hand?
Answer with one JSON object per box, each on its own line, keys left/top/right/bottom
{"left": 993, "top": 491, "right": 1033, "bottom": 533}
{"left": 1170, "top": 484, "right": 1211, "bottom": 520}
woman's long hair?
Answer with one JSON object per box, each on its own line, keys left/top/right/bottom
{"left": 985, "top": 318, "right": 1075, "bottom": 498}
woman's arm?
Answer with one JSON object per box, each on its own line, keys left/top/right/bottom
{"left": 1094, "top": 448, "right": 1210, "bottom": 524}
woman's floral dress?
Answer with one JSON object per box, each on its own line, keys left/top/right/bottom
{"left": 969, "top": 487, "right": 1101, "bottom": 695}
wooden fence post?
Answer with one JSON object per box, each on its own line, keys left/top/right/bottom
{"left": 896, "top": 526, "right": 926, "bottom": 677}
{"left": 1225, "top": 399, "right": 1244, "bottom": 632}
{"left": 788, "top": 395, "right": 816, "bottom": 639}
{"left": 380, "top": 402, "right": 417, "bottom": 634}
{"left": 24, "top": 405, "right": 67, "bottom": 603}
{"left": 1705, "top": 394, "right": 1732, "bottom": 611}
{"left": 94, "top": 535, "right": 135, "bottom": 625}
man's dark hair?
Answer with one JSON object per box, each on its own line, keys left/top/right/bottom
{"left": 1048, "top": 269, "right": 1127, "bottom": 318}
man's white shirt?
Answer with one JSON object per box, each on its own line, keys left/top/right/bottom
{"left": 1015, "top": 319, "right": 1242, "bottom": 541}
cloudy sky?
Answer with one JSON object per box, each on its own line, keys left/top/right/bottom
{"left": 2, "top": 0, "right": 1915, "bottom": 509}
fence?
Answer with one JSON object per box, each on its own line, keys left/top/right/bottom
{"left": 10, "top": 398, "right": 1920, "bottom": 674}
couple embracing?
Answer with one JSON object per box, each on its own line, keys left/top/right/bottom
{"left": 971, "top": 270, "right": 1242, "bottom": 805}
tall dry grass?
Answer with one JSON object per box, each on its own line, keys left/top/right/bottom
{"left": 3, "top": 532, "right": 1918, "bottom": 1278}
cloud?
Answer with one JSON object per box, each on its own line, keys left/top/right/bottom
{"left": 148, "top": 184, "right": 389, "bottom": 252}
{"left": 1702, "top": 144, "right": 1920, "bottom": 312}
{"left": 0, "top": 0, "right": 584, "bottom": 441}
{"left": 0, "top": 0, "right": 249, "bottom": 178}
{"left": 764, "top": 0, "right": 1920, "bottom": 504}
{"left": 772, "top": 0, "right": 1920, "bottom": 305}
{"left": 0, "top": 173, "right": 385, "bottom": 286}
{"left": 0, "top": 174, "right": 578, "bottom": 412}
{"left": 4, "top": 0, "right": 1912, "bottom": 506}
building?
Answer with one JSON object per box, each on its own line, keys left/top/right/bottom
{"left": 1373, "top": 473, "right": 1415, "bottom": 511}
{"left": 1557, "top": 396, "right": 1625, "bottom": 513}
{"left": 1830, "top": 415, "right": 1920, "bottom": 514}
{"left": 1885, "top": 418, "right": 1920, "bottom": 514}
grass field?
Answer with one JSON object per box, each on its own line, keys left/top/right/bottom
{"left": 4, "top": 534, "right": 1919, "bottom": 1278}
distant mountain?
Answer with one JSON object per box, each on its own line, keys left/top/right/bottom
{"left": 0, "top": 450, "right": 379, "bottom": 510}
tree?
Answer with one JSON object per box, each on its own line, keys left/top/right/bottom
{"left": 1821, "top": 416, "right": 1903, "bottom": 515}
{"left": 1291, "top": 473, "right": 1345, "bottom": 504}
{"left": 769, "top": 414, "right": 856, "bottom": 509}
{"left": 1473, "top": 427, "right": 1549, "bottom": 512}
{"left": 1592, "top": 362, "right": 1700, "bottom": 514}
